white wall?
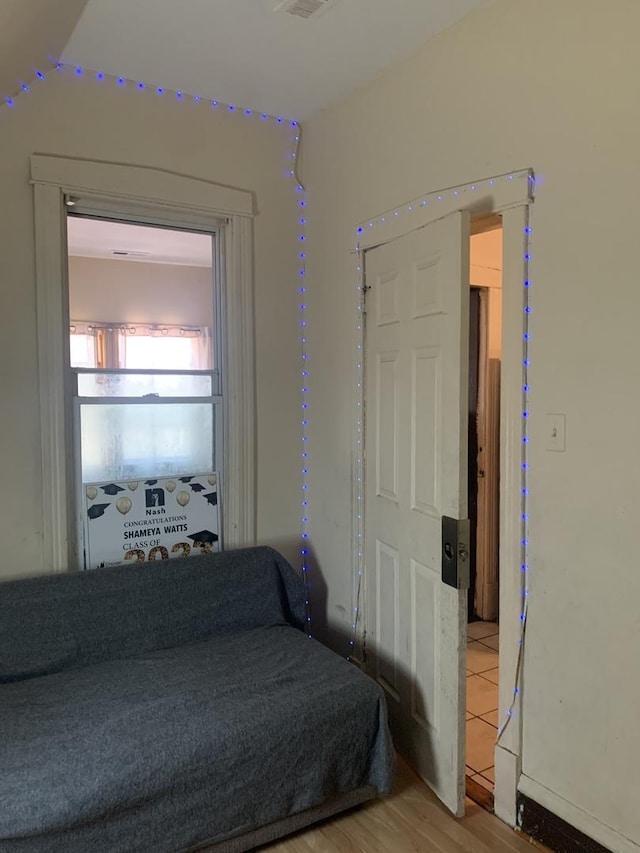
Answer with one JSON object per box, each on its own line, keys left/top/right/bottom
{"left": 303, "top": 0, "right": 640, "bottom": 848}
{"left": 68, "top": 256, "right": 214, "bottom": 327}
{"left": 470, "top": 229, "right": 502, "bottom": 359}
{"left": 0, "top": 71, "right": 301, "bottom": 574}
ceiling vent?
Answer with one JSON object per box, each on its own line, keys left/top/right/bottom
{"left": 111, "top": 250, "right": 151, "bottom": 259}
{"left": 275, "top": 0, "right": 336, "bottom": 20}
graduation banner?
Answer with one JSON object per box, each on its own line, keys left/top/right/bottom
{"left": 83, "top": 473, "right": 220, "bottom": 569}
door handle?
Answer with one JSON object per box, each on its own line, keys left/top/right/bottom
{"left": 442, "top": 516, "right": 471, "bottom": 590}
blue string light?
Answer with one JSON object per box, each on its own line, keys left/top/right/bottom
{"left": 1, "top": 62, "right": 302, "bottom": 132}
{"left": 4, "top": 62, "right": 308, "bottom": 131}
{"left": 497, "top": 203, "right": 533, "bottom": 745}
{"left": 286, "top": 126, "right": 313, "bottom": 641}
{"left": 348, "top": 240, "right": 366, "bottom": 664}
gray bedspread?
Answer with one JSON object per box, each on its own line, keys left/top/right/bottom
{"left": 0, "top": 548, "right": 394, "bottom": 852}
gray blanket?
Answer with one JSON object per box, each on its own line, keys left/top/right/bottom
{"left": 0, "top": 548, "right": 394, "bottom": 852}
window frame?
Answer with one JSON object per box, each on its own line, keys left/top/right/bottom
{"left": 32, "top": 154, "right": 256, "bottom": 571}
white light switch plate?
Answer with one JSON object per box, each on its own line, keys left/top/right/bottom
{"left": 545, "top": 413, "right": 566, "bottom": 452}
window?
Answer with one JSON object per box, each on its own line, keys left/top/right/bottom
{"left": 120, "top": 327, "right": 208, "bottom": 371}
{"left": 33, "top": 154, "right": 256, "bottom": 570}
{"left": 69, "top": 323, "right": 210, "bottom": 371}
{"left": 67, "top": 215, "right": 222, "bottom": 494}
{"left": 69, "top": 328, "right": 98, "bottom": 368}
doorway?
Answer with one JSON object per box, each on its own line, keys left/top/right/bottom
{"left": 363, "top": 210, "right": 472, "bottom": 817}
{"left": 465, "top": 222, "right": 503, "bottom": 809}
{"left": 359, "top": 168, "right": 532, "bottom": 825}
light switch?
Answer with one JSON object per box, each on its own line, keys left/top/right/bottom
{"left": 545, "top": 413, "right": 566, "bottom": 452}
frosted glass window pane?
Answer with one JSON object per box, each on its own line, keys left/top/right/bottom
{"left": 77, "top": 372, "right": 212, "bottom": 398}
{"left": 81, "top": 403, "right": 214, "bottom": 483}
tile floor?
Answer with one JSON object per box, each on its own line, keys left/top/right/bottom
{"left": 466, "top": 621, "right": 499, "bottom": 797}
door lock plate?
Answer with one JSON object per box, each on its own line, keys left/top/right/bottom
{"left": 442, "top": 516, "right": 470, "bottom": 590}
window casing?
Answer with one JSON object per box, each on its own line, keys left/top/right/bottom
{"left": 33, "top": 154, "right": 256, "bottom": 571}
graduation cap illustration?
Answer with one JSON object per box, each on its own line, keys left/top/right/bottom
{"left": 179, "top": 476, "right": 194, "bottom": 483}
{"left": 187, "top": 529, "right": 219, "bottom": 545}
{"left": 100, "top": 483, "right": 125, "bottom": 496}
{"left": 202, "top": 491, "right": 218, "bottom": 507}
{"left": 145, "top": 479, "right": 158, "bottom": 486}
{"left": 87, "top": 503, "right": 111, "bottom": 520}
{"left": 189, "top": 482, "right": 206, "bottom": 493}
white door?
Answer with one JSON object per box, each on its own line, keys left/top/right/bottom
{"left": 365, "top": 210, "right": 470, "bottom": 816}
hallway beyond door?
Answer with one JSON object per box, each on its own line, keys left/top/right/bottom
{"left": 466, "top": 621, "right": 499, "bottom": 798}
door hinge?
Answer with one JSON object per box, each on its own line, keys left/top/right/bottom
{"left": 361, "top": 284, "right": 371, "bottom": 314}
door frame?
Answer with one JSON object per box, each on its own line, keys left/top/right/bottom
{"left": 353, "top": 169, "right": 534, "bottom": 825}
{"left": 472, "top": 283, "right": 500, "bottom": 622}
{"left": 32, "top": 153, "right": 257, "bottom": 573}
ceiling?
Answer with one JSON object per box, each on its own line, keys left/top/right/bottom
{"left": 0, "top": 0, "right": 87, "bottom": 100}
{"left": 67, "top": 217, "right": 213, "bottom": 267}
{"left": 58, "top": 0, "right": 489, "bottom": 119}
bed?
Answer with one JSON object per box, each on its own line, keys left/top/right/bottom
{"left": 0, "top": 546, "right": 395, "bottom": 852}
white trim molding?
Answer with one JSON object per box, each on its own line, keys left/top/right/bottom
{"left": 223, "top": 215, "right": 257, "bottom": 547}
{"left": 32, "top": 154, "right": 256, "bottom": 571}
{"left": 356, "top": 169, "right": 532, "bottom": 251}
{"left": 31, "top": 154, "right": 254, "bottom": 218}
{"left": 34, "top": 183, "right": 74, "bottom": 573}
{"left": 494, "top": 203, "right": 530, "bottom": 826}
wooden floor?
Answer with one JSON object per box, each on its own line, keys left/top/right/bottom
{"left": 260, "top": 760, "right": 551, "bottom": 853}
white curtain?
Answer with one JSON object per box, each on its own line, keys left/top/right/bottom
{"left": 70, "top": 322, "right": 211, "bottom": 370}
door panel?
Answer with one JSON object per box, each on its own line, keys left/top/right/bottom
{"left": 376, "top": 352, "right": 399, "bottom": 502}
{"left": 365, "top": 210, "right": 470, "bottom": 816}
{"left": 375, "top": 539, "right": 400, "bottom": 698}
{"left": 410, "top": 558, "right": 439, "bottom": 728}
{"left": 411, "top": 347, "right": 440, "bottom": 516}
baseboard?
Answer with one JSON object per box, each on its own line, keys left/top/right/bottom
{"left": 518, "top": 775, "right": 640, "bottom": 853}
